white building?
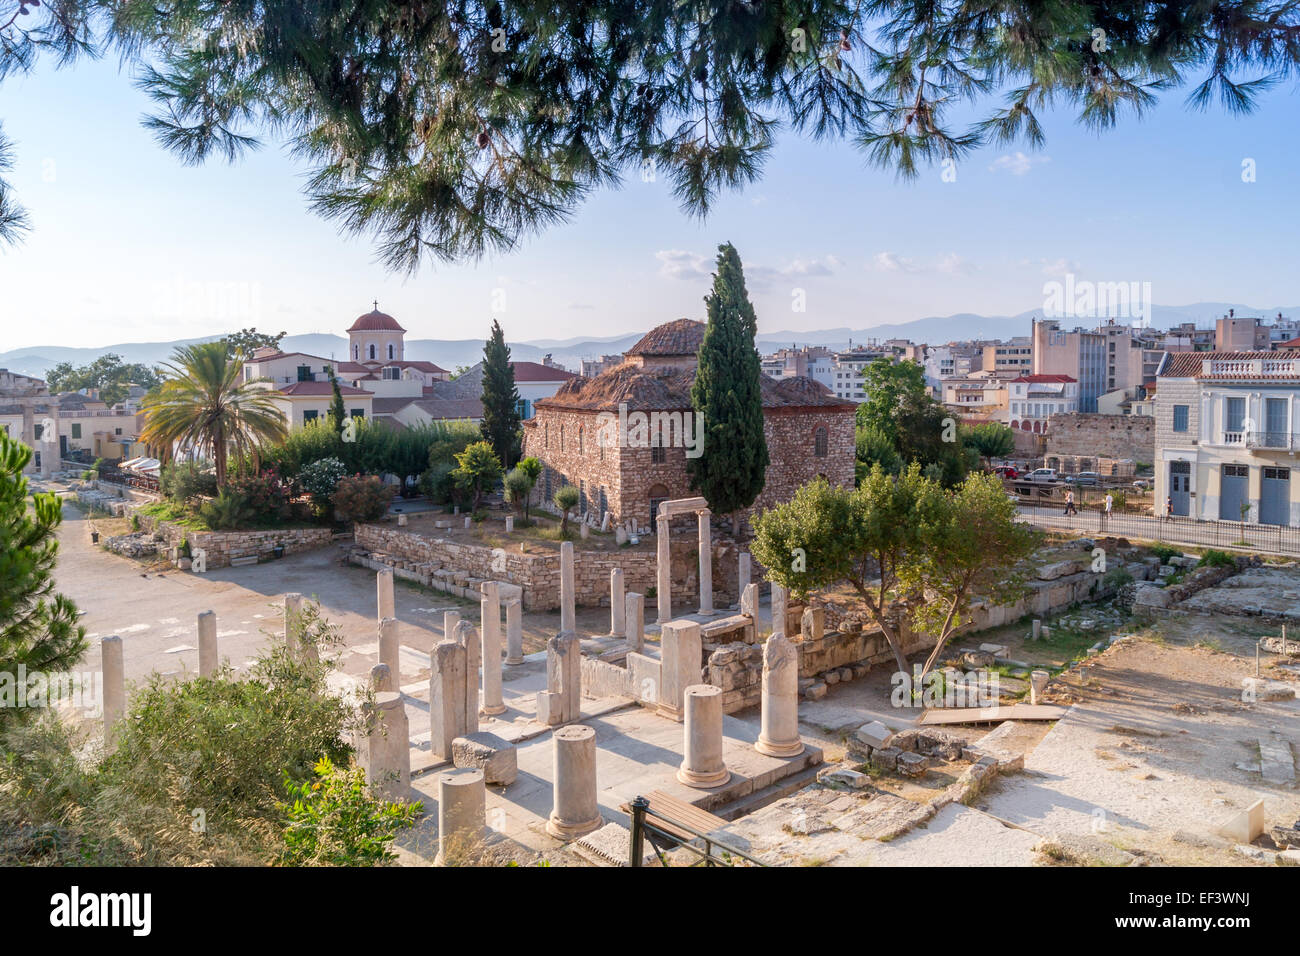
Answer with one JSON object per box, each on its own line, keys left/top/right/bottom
{"left": 1155, "top": 350, "right": 1300, "bottom": 525}
{"left": 1007, "top": 374, "right": 1079, "bottom": 436}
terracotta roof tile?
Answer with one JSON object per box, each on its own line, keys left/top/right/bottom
{"left": 626, "top": 319, "right": 706, "bottom": 357}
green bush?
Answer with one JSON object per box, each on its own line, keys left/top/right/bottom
{"left": 279, "top": 757, "right": 422, "bottom": 866}
{"left": 1150, "top": 544, "right": 1180, "bottom": 565}
{"left": 160, "top": 460, "right": 218, "bottom": 502}
{"left": 299, "top": 456, "right": 347, "bottom": 504}
{"left": 226, "top": 467, "right": 294, "bottom": 523}
{"left": 1196, "top": 549, "right": 1235, "bottom": 569}
{"left": 333, "top": 474, "right": 392, "bottom": 524}
{"left": 0, "top": 602, "right": 418, "bottom": 866}
{"left": 200, "top": 489, "right": 256, "bottom": 530}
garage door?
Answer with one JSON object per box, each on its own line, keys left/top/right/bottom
{"left": 1261, "top": 466, "right": 1291, "bottom": 526}
{"left": 1219, "top": 465, "right": 1250, "bottom": 521}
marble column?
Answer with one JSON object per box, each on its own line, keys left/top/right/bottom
{"left": 435, "top": 768, "right": 487, "bottom": 865}
{"left": 101, "top": 635, "right": 125, "bottom": 751}
{"left": 755, "top": 632, "right": 803, "bottom": 757}
{"left": 377, "top": 567, "right": 395, "bottom": 621}
{"left": 609, "top": 568, "right": 625, "bottom": 638}
{"left": 656, "top": 513, "right": 672, "bottom": 624}
{"left": 625, "top": 592, "right": 645, "bottom": 654}
{"left": 738, "top": 552, "right": 752, "bottom": 598}
{"left": 378, "top": 617, "right": 400, "bottom": 692}
{"left": 677, "top": 684, "right": 729, "bottom": 788}
{"left": 504, "top": 599, "right": 524, "bottom": 665}
{"left": 197, "top": 610, "right": 218, "bottom": 678}
{"left": 560, "top": 541, "right": 575, "bottom": 634}
{"left": 546, "top": 724, "right": 603, "bottom": 840}
{"left": 537, "top": 632, "right": 580, "bottom": 725}
{"left": 697, "top": 509, "right": 713, "bottom": 615}
{"left": 283, "top": 593, "right": 304, "bottom": 654}
{"left": 1030, "top": 669, "right": 1049, "bottom": 705}
{"left": 770, "top": 582, "right": 788, "bottom": 637}
{"left": 480, "top": 582, "right": 505, "bottom": 716}
{"left": 40, "top": 405, "right": 56, "bottom": 477}
{"left": 658, "top": 619, "right": 702, "bottom": 722}
{"left": 740, "top": 583, "right": 759, "bottom": 620}
{"left": 429, "top": 640, "right": 467, "bottom": 760}
{"left": 19, "top": 405, "right": 34, "bottom": 476}
{"left": 363, "top": 690, "right": 410, "bottom": 800}
{"left": 443, "top": 610, "right": 461, "bottom": 644}
{"left": 454, "top": 620, "right": 480, "bottom": 732}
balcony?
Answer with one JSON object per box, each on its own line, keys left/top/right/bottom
{"left": 1245, "top": 431, "right": 1300, "bottom": 451}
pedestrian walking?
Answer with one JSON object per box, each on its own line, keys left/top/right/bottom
{"left": 1064, "top": 489, "right": 1077, "bottom": 516}
{"left": 1103, "top": 492, "right": 1113, "bottom": 528}
{"left": 1165, "top": 496, "right": 1174, "bottom": 521}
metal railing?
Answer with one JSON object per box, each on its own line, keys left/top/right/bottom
{"left": 1245, "top": 431, "right": 1300, "bottom": 450}
{"left": 1017, "top": 502, "right": 1300, "bottom": 557}
{"left": 628, "top": 796, "right": 768, "bottom": 868}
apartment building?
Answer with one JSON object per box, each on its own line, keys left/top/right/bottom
{"left": 981, "top": 337, "right": 1033, "bottom": 375}
{"left": 1154, "top": 350, "right": 1300, "bottom": 525}
{"left": 1006, "top": 374, "right": 1079, "bottom": 435}
{"left": 1032, "top": 318, "right": 1164, "bottom": 412}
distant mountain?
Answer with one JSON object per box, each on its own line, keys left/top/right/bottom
{"left": 4, "top": 302, "right": 1296, "bottom": 380}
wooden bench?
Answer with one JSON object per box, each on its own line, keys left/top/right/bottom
{"left": 621, "top": 790, "right": 727, "bottom": 842}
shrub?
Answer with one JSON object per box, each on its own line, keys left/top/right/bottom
{"left": 299, "top": 456, "right": 348, "bottom": 504}
{"left": 503, "top": 466, "right": 535, "bottom": 517}
{"left": 1197, "top": 549, "right": 1235, "bottom": 569}
{"left": 160, "top": 460, "right": 218, "bottom": 502}
{"left": 419, "top": 460, "right": 459, "bottom": 505}
{"left": 279, "top": 756, "right": 422, "bottom": 866}
{"left": 1150, "top": 544, "right": 1179, "bottom": 565}
{"left": 452, "top": 441, "right": 503, "bottom": 512}
{"left": 200, "top": 489, "right": 256, "bottom": 530}
{"left": 226, "top": 467, "right": 294, "bottom": 523}
{"left": 333, "top": 475, "right": 391, "bottom": 524}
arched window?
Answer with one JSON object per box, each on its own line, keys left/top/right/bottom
{"left": 387, "top": 343, "right": 394, "bottom": 360}
{"left": 578, "top": 427, "right": 584, "bottom": 455}
{"left": 560, "top": 425, "right": 565, "bottom": 450}
{"left": 368, "top": 343, "right": 376, "bottom": 360}
{"left": 353, "top": 344, "right": 358, "bottom": 360}
{"left": 813, "top": 425, "right": 828, "bottom": 458}
{"left": 544, "top": 423, "right": 549, "bottom": 448}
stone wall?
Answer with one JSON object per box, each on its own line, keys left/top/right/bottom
{"left": 137, "top": 512, "right": 337, "bottom": 569}
{"left": 1045, "top": 412, "right": 1155, "bottom": 462}
{"left": 353, "top": 521, "right": 750, "bottom": 611}
{"left": 522, "top": 403, "right": 856, "bottom": 530}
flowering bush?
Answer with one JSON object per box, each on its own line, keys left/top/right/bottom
{"left": 332, "top": 474, "right": 391, "bottom": 524}
{"left": 299, "top": 456, "right": 348, "bottom": 504}
{"left": 226, "top": 467, "right": 294, "bottom": 523}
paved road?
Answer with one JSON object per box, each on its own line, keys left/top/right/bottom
{"left": 1016, "top": 503, "right": 1300, "bottom": 556}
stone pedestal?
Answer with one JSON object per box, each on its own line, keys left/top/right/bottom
{"left": 197, "top": 610, "right": 218, "bottom": 678}
{"left": 655, "top": 514, "right": 672, "bottom": 624}
{"left": 546, "top": 725, "right": 603, "bottom": 840}
{"left": 480, "top": 582, "right": 505, "bottom": 716}
{"left": 697, "top": 509, "right": 713, "bottom": 615}
{"left": 443, "top": 610, "right": 461, "bottom": 643}
{"left": 504, "top": 515, "right": 514, "bottom": 533}
{"left": 435, "top": 768, "right": 486, "bottom": 865}
{"left": 1031, "top": 619, "right": 1042, "bottom": 641}
{"left": 101, "top": 635, "right": 125, "bottom": 751}
{"left": 800, "top": 607, "right": 825, "bottom": 642}
{"left": 677, "top": 684, "right": 730, "bottom": 788}
{"left": 429, "top": 640, "right": 467, "bottom": 760}
{"left": 740, "top": 583, "right": 759, "bottom": 620}
{"left": 1030, "top": 669, "right": 1049, "bottom": 705}
{"left": 756, "top": 632, "right": 803, "bottom": 757}
{"left": 283, "top": 592, "right": 304, "bottom": 654}
{"left": 378, "top": 617, "right": 400, "bottom": 692}
{"left": 658, "top": 620, "right": 702, "bottom": 722}
{"left": 738, "top": 552, "right": 752, "bottom": 597}
{"left": 377, "top": 568, "right": 395, "bottom": 621}
{"left": 504, "top": 599, "right": 524, "bottom": 665}
{"left": 625, "top": 592, "right": 645, "bottom": 653}
{"left": 363, "top": 690, "right": 410, "bottom": 800}
{"left": 770, "top": 582, "right": 788, "bottom": 637}
{"left": 609, "top": 568, "right": 625, "bottom": 638}
{"left": 560, "top": 541, "right": 576, "bottom": 633}
{"left": 454, "top": 621, "right": 481, "bottom": 732}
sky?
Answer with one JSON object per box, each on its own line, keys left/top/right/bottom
{"left": 1, "top": 48, "right": 1297, "bottom": 351}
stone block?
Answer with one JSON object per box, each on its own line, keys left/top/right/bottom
{"left": 803, "top": 681, "right": 827, "bottom": 701}
{"left": 451, "top": 732, "right": 518, "bottom": 786}
{"left": 855, "top": 721, "right": 893, "bottom": 750}
{"left": 897, "top": 751, "right": 930, "bottom": 777}
{"left": 870, "top": 746, "right": 901, "bottom": 771}
{"left": 819, "top": 766, "right": 870, "bottom": 789}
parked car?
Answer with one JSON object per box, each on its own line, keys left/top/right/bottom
{"left": 1025, "top": 468, "right": 1058, "bottom": 483}
{"left": 993, "top": 465, "right": 1020, "bottom": 479}
{"left": 1065, "top": 471, "right": 1101, "bottom": 486}
{"left": 1132, "top": 478, "right": 1152, "bottom": 490}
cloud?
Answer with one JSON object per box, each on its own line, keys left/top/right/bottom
{"left": 873, "top": 251, "right": 919, "bottom": 273}
{"left": 654, "top": 249, "right": 711, "bottom": 280}
{"left": 937, "top": 253, "right": 977, "bottom": 275}
{"left": 988, "top": 151, "right": 1050, "bottom": 176}
{"left": 1038, "top": 256, "right": 1081, "bottom": 276}
{"left": 785, "top": 258, "right": 834, "bottom": 277}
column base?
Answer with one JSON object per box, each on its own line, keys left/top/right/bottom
{"left": 504, "top": 656, "right": 525, "bottom": 666}
{"left": 481, "top": 703, "right": 507, "bottom": 717}
{"left": 676, "top": 765, "right": 730, "bottom": 789}
{"left": 755, "top": 737, "right": 805, "bottom": 758}
{"left": 546, "top": 813, "right": 603, "bottom": 840}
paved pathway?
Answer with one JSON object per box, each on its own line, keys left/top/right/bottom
{"left": 1017, "top": 503, "right": 1300, "bottom": 556}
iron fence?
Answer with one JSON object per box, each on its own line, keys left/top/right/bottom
{"left": 628, "top": 796, "right": 767, "bottom": 868}
{"left": 1016, "top": 502, "right": 1300, "bottom": 557}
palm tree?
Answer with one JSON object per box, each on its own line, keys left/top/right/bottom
{"left": 141, "top": 342, "right": 287, "bottom": 487}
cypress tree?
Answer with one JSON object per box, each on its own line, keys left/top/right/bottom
{"left": 327, "top": 367, "right": 347, "bottom": 438}
{"left": 480, "top": 320, "right": 521, "bottom": 468}
{"left": 687, "top": 242, "right": 769, "bottom": 531}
